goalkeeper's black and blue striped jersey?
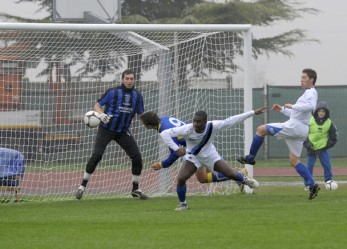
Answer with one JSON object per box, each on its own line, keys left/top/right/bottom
{"left": 97, "top": 84, "right": 144, "bottom": 133}
{"left": 158, "top": 116, "right": 186, "bottom": 168}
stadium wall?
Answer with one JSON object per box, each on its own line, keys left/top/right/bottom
{"left": 253, "top": 85, "right": 347, "bottom": 159}
{"left": 1, "top": 81, "right": 346, "bottom": 162}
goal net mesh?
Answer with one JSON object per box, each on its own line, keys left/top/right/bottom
{"left": 0, "top": 25, "right": 248, "bottom": 201}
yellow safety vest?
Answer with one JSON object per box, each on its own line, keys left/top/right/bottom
{"left": 308, "top": 116, "right": 331, "bottom": 150}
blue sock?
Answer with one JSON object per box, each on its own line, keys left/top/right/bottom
{"left": 176, "top": 184, "right": 187, "bottom": 203}
{"left": 296, "top": 162, "right": 315, "bottom": 188}
{"left": 212, "top": 172, "right": 231, "bottom": 182}
{"left": 246, "top": 135, "right": 264, "bottom": 161}
{"left": 235, "top": 172, "right": 244, "bottom": 182}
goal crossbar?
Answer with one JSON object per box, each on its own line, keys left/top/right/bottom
{"left": 0, "top": 23, "right": 251, "bottom": 32}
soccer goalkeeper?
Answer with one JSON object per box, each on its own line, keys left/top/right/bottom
{"left": 75, "top": 69, "right": 148, "bottom": 200}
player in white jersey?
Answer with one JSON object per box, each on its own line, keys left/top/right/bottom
{"left": 237, "top": 68, "right": 320, "bottom": 200}
{"left": 140, "top": 111, "right": 249, "bottom": 187}
{"left": 160, "top": 106, "right": 267, "bottom": 211}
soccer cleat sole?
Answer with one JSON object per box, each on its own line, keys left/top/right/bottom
{"left": 237, "top": 182, "right": 245, "bottom": 192}
{"left": 237, "top": 156, "right": 256, "bottom": 165}
{"left": 309, "top": 184, "right": 321, "bottom": 200}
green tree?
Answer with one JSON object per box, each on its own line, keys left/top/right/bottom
{"left": 4, "top": 0, "right": 320, "bottom": 57}
{"left": 16, "top": 0, "right": 52, "bottom": 12}
{"left": 120, "top": 0, "right": 319, "bottom": 85}
{"left": 6, "top": 0, "right": 51, "bottom": 22}
{"left": 122, "top": 0, "right": 319, "bottom": 58}
{"left": 121, "top": 0, "right": 203, "bottom": 23}
{"left": 2, "top": 0, "right": 319, "bottom": 82}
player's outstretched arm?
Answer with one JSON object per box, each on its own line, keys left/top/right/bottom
{"left": 272, "top": 103, "right": 291, "bottom": 117}
{"left": 254, "top": 106, "right": 268, "bottom": 115}
{"left": 152, "top": 150, "right": 182, "bottom": 170}
{"left": 271, "top": 103, "right": 282, "bottom": 112}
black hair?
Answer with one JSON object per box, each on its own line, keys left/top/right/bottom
{"left": 194, "top": 111, "right": 207, "bottom": 121}
{"left": 140, "top": 111, "right": 160, "bottom": 126}
{"left": 122, "top": 69, "right": 135, "bottom": 79}
{"left": 302, "top": 68, "right": 317, "bottom": 85}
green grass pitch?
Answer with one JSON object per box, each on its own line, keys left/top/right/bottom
{"left": 1, "top": 184, "right": 346, "bottom": 249}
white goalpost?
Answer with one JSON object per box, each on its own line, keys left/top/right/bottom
{"left": 0, "top": 23, "right": 253, "bottom": 201}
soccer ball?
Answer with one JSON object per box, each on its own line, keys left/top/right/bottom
{"left": 83, "top": 111, "right": 100, "bottom": 128}
{"left": 324, "top": 180, "right": 338, "bottom": 190}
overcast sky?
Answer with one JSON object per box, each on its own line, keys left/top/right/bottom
{"left": 252, "top": 0, "right": 347, "bottom": 87}
{"left": 0, "top": 0, "right": 48, "bottom": 20}
{"left": 0, "top": 0, "right": 346, "bottom": 86}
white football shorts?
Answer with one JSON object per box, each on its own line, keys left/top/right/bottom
{"left": 184, "top": 150, "right": 221, "bottom": 172}
{"left": 266, "top": 119, "right": 309, "bottom": 157}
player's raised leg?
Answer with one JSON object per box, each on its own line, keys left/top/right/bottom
{"left": 237, "top": 125, "right": 268, "bottom": 165}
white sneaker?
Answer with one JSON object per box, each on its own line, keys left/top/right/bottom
{"left": 243, "top": 176, "right": 259, "bottom": 188}
{"left": 174, "top": 203, "right": 189, "bottom": 211}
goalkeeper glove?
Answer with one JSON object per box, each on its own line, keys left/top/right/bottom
{"left": 96, "top": 113, "right": 112, "bottom": 124}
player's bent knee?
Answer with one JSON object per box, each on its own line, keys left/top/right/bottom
{"left": 86, "top": 154, "right": 102, "bottom": 173}
{"left": 197, "top": 177, "right": 208, "bottom": 183}
{"left": 256, "top": 125, "right": 267, "bottom": 136}
{"left": 177, "top": 178, "right": 186, "bottom": 185}
{"left": 132, "top": 161, "right": 143, "bottom": 175}
{"left": 130, "top": 154, "right": 142, "bottom": 168}
{"left": 195, "top": 170, "right": 208, "bottom": 183}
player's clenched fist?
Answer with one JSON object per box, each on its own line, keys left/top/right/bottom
{"left": 175, "top": 147, "right": 186, "bottom": 157}
{"left": 151, "top": 162, "right": 162, "bottom": 170}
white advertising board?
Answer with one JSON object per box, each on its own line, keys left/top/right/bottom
{"left": 0, "top": 111, "right": 41, "bottom": 128}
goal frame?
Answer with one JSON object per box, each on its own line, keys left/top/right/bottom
{"left": 0, "top": 23, "right": 254, "bottom": 198}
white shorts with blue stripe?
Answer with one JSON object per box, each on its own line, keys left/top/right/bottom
{"left": 184, "top": 150, "right": 221, "bottom": 172}
{"left": 266, "top": 119, "right": 309, "bottom": 157}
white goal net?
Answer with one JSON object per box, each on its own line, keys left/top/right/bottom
{"left": 0, "top": 23, "right": 253, "bottom": 201}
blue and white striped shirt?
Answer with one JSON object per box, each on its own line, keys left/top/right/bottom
{"left": 97, "top": 84, "right": 144, "bottom": 132}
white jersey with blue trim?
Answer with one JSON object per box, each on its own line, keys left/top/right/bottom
{"left": 281, "top": 87, "right": 317, "bottom": 125}
{"left": 160, "top": 111, "right": 254, "bottom": 157}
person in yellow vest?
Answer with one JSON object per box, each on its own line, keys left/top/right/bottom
{"left": 303, "top": 102, "right": 338, "bottom": 189}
